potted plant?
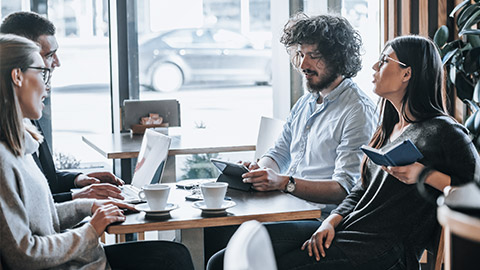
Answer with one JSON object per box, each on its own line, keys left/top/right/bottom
{"left": 434, "top": 0, "right": 480, "bottom": 149}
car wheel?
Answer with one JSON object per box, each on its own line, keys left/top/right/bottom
{"left": 151, "top": 62, "right": 183, "bottom": 92}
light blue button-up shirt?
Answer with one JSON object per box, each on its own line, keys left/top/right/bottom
{"left": 264, "top": 78, "right": 377, "bottom": 195}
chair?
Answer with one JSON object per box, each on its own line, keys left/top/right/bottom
{"left": 122, "top": 99, "right": 181, "bottom": 131}
{"left": 224, "top": 220, "right": 277, "bottom": 270}
{"left": 254, "top": 116, "right": 285, "bottom": 161}
{"left": 420, "top": 227, "right": 444, "bottom": 270}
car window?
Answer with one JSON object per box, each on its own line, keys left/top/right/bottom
{"left": 162, "top": 29, "right": 194, "bottom": 48}
{"left": 162, "top": 29, "right": 214, "bottom": 49}
{"left": 212, "top": 29, "right": 251, "bottom": 49}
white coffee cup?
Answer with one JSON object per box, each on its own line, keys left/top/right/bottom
{"left": 200, "top": 182, "right": 228, "bottom": 209}
{"left": 138, "top": 184, "right": 170, "bottom": 211}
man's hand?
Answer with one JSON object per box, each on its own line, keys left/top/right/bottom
{"left": 382, "top": 162, "right": 425, "bottom": 185}
{"left": 74, "top": 172, "right": 124, "bottom": 188}
{"left": 239, "top": 160, "right": 260, "bottom": 171}
{"left": 72, "top": 183, "right": 124, "bottom": 200}
{"left": 242, "top": 168, "right": 288, "bottom": 191}
{"left": 89, "top": 200, "right": 137, "bottom": 236}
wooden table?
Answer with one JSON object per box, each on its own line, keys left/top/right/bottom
{"left": 82, "top": 127, "right": 257, "bottom": 182}
{"left": 108, "top": 184, "right": 322, "bottom": 270}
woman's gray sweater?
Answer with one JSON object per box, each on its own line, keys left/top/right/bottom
{"left": 0, "top": 131, "right": 108, "bottom": 269}
{"left": 331, "top": 116, "right": 479, "bottom": 269}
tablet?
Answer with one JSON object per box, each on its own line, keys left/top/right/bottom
{"left": 210, "top": 158, "right": 252, "bottom": 191}
{"left": 210, "top": 158, "right": 249, "bottom": 176}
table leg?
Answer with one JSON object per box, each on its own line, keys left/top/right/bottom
{"left": 176, "top": 228, "right": 204, "bottom": 270}
{"left": 115, "top": 234, "right": 126, "bottom": 243}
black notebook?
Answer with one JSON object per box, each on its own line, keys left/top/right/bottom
{"left": 360, "top": 139, "right": 423, "bottom": 167}
{"left": 210, "top": 158, "right": 252, "bottom": 191}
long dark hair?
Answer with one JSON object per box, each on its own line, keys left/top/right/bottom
{"left": 361, "top": 35, "right": 448, "bottom": 186}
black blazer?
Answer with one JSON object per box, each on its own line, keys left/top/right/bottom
{"left": 31, "top": 120, "right": 81, "bottom": 202}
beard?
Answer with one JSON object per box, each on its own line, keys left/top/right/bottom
{"left": 303, "top": 67, "right": 338, "bottom": 94}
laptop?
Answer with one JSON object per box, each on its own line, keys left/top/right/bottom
{"left": 120, "top": 129, "right": 171, "bottom": 203}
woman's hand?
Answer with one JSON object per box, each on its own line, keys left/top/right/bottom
{"left": 89, "top": 200, "right": 137, "bottom": 236}
{"left": 301, "top": 221, "right": 336, "bottom": 261}
{"left": 382, "top": 162, "right": 425, "bottom": 185}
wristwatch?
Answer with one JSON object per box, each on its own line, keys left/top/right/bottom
{"left": 284, "top": 176, "right": 296, "bottom": 193}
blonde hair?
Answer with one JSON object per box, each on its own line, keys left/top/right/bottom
{"left": 0, "top": 34, "right": 42, "bottom": 156}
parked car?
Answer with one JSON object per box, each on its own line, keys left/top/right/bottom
{"left": 139, "top": 28, "right": 271, "bottom": 92}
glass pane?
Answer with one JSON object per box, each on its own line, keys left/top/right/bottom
{"left": 0, "top": 1, "right": 112, "bottom": 171}
{"left": 342, "top": 0, "right": 381, "bottom": 103}
{"left": 136, "top": 0, "right": 273, "bottom": 180}
{"left": 304, "top": 0, "right": 381, "bottom": 103}
{"left": 48, "top": 0, "right": 111, "bottom": 170}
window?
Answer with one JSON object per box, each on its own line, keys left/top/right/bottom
{"left": 135, "top": 0, "right": 273, "bottom": 180}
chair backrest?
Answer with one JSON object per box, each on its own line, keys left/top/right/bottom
{"left": 122, "top": 99, "right": 181, "bottom": 131}
{"left": 254, "top": 116, "right": 285, "bottom": 161}
{"left": 422, "top": 226, "right": 444, "bottom": 270}
{"left": 224, "top": 220, "right": 277, "bottom": 270}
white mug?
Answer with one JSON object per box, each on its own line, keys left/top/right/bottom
{"left": 200, "top": 182, "right": 228, "bottom": 209}
{"left": 138, "top": 184, "right": 170, "bottom": 211}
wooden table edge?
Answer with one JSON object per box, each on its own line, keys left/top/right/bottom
{"left": 106, "top": 209, "right": 321, "bottom": 234}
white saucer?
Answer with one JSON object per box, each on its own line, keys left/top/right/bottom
{"left": 135, "top": 203, "right": 179, "bottom": 217}
{"left": 192, "top": 200, "right": 236, "bottom": 214}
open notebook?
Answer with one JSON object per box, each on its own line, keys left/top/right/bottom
{"left": 120, "top": 129, "right": 171, "bottom": 203}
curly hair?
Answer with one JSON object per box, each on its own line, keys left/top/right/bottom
{"left": 280, "top": 13, "right": 363, "bottom": 78}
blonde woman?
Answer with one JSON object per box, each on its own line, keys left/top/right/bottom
{"left": 0, "top": 34, "right": 193, "bottom": 269}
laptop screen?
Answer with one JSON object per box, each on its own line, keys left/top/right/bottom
{"left": 130, "top": 129, "right": 171, "bottom": 188}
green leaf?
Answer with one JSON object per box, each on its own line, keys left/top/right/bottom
{"left": 460, "top": 43, "right": 473, "bottom": 52}
{"left": 451, "top": 0, "right": 471, "bottom": 18}
{"left": 460, "top": 29, "right": 480, "bottom": 37}
{"left": 474, "top": 80, "right": 480, "bottom": 102}
{"left": 434, "top": 25, "right": 449, "bottom": 48}
{"left": 460, "top": 9, "right": 480, "bottom": 34}
{"left": 457, "top": 3, "right": 479, "bottom": 29}
{"left": 467, "top": 34, "right": 480, "bottom": 48}
{"left": 449, "top": 64, "right": 457, "bottom": 84}
{"left": 442, "top": 48, "right": 459, "bottom": 65}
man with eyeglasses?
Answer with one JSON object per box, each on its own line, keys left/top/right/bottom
{"left": 0, "top": 11, "right": 124, "bottom": 202}
{"left": 205, "top": 13, "right": 378, "bottom": 267}
{"left": 240, "top": 13, "right": 378, "bottom": 215}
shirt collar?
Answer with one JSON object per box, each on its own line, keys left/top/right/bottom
{"left": 308, "top": 78, "right": 352, "bottom": 105}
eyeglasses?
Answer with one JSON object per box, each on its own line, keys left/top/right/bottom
{"left": 377, "top": 54, "right": 408, "bottom": 69}
{"left": 24, "top": 66, "right": 52, "bottom": 85}
{"left": 291, "top": 49, "right": 323, "bottom": 68}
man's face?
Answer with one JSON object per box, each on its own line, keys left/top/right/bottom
{"left": 36, "top": 34, "right": 60, "bottom": 70}
{"left": 295, "top": 44, "right": 337, "bottom": 93}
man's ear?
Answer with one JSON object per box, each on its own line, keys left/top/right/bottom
{"left": 402, "top": 67, "right": 411, "bottom": 83}
{"left": 11, "top": 68, "right": 23, "bottom": 87}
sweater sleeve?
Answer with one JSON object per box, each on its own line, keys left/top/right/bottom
{"left": 0, "top": 163, "right": 104, "bottom": 269}
{"left": 56, "top": 199, "right": 94, "bottom": 230}
{"left": 331, "top": 180, "right": 366, "bottom": 217}
{"left": 439, "top": 123, "right": 479, "bottom": 186}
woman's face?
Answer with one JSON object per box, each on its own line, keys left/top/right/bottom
{"left": 14, "top": 52, "right": 49, "bottom": 120}
{"left": 372, "top": 46, "right": 410, "bottom": 102}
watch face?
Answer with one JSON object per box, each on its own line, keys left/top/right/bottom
{"left": 286, "top": 182, "right": 295, "bottom": 193}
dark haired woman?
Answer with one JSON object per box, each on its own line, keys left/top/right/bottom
{"left": 0, "top": 34, "right": 193, "bottom": 269}
{"left": 209, "top": 35, "right": 479, "bottom": 270}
